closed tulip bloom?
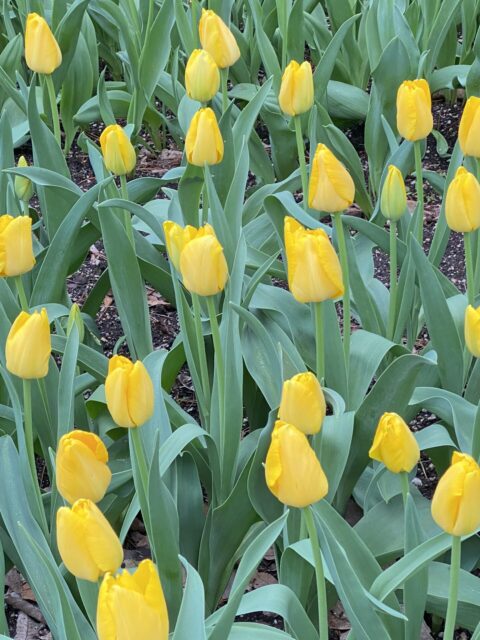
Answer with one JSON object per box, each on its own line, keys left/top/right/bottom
{"left": 25, "top": 13, "right": 62, "bottom": 75}
{"left": 6, "top": 309, "right": 50, "bottom": 379}
{"left": 185, "top": 49, "right": 220, "bottom": 103}
{"left": 180, "top": 224, "right": 228, "bottom": 296}
{"left": 465, "top": 305, "right": 480, "bottom": 358}
{"left": 381, "top": 165, "right": 407, "bottom": 221}
{"left": 396, "top": 79, "right": 433, "bottom": 141}
{"left": 278, "top": 60, "right": 314, "bottom": 117}
{"left": 99, "top": 125, "right": 136, "bottom": 176}
{"left": 308, "top": 144, "right": 355, "bottom": 213}
{"left": 185, "top": 108, "right": 224, "bottom": 166}
{"left": 57, "top": 499, "right": 123, "bottom": 582}
{"left": 56, "top": 430, "right": 111, "bottom": 504}
{"left": 445, "top": 167, "right": 480, "bottom": 233}
{"left": 285, "top": 216, "right": 344, "bottom": 303}
{"left": 105, "top": 356, "right": 154, "bottom": 428}
{"left": 0, "top": 215, "right": 35, "bottom": 277}
{"left": 369, "top": 412, "right": 420, "bottom": 474}
{"left": 265, "top": 421, "right": 328, "bottom": 508}
{"left": 459, "top": 97, "right": 480, "bottom": 157}
{"left": 14, "top": 156, "right": 34, "bottom": 202}
{"left": 163, "top": 221, "right": 198, "bottom": 271}
{"left": 278, "top": 372, "right": 326, "bottom": 435}
{"left": 431, "top": 452, "right": 480, "bottom": 536}
{"left": 199, "top": 9, "right": 240, "bottom": 69}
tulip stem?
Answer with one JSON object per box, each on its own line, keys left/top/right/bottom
{"left": 333, "top": 214, "right": 351, "bottom": 376}
{"left": 314, "top": 302, "right": 325, "bottom": 383}
{"left": 414, "top": 141, "right": 424, "bottom": 246}
{"left": 14, "top": 276, "right": 29, "bottom": 311}
{"left": 294, "top": 116, "right": 309, "bottom": 210}
{"left": 202, "top": 174, "right": 209, "bottom": 226}
{"left": 44, "top": 74, "right": 61, "bottom": 147}
{"left": 444, "top": 535, "right": 461, "bottom": 640}
{"left": 387, "top": 221, "right": 398, "bottom": 341}
{"left": 303, "top": 507, "right": 328, "bottom": 640}
{"left": 21, "top": 200, "right": 30, "bottom": 217}
{"left": 206, "top": 297, "right": 225, "bottom": 452}
{"left": 192, "top": 293, "right": 211, "bottom": 410}
{"left": 119, "top": 175, "right": 135, "bottom": 248}
{"left": 130, "top": 427, "right": 149, "bottom": 498}
{"left": 400, "top": 471, "right": 409, "bottom": 507}
{"left": 465, "top": 231, "right": 475, "bottom": 307}
{"left": 220, "top": 68, "right": 229, "bottom": 114}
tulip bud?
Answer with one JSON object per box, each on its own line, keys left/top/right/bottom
{"left": 431, "top": 452, "right": 480, "bottom": 536}
{"left": 459, "top": 96, "right": 480, "bottom": 158}
{"left": 465, "top": 305, "right": 480, "bottom": 358}
{"left": 14, "top": 156, "right": 34, "bottom": 202}
{"left": 284, "top": 216, "right": 344, "bottom": 303}
{"left": 97, "top": 559, "right": 169, "bottom": 640}
{"left": 199, "top": 9, "right": 240, "bottom": 69}
{"left": 56, "top": 430, "right": 112, "bottom": 504}
{"left": 396, "top": 79, "right": 433, "bottom": 142}
{"left": 56, "top": 499, "right": 123, "bottom": 582}
{"left": 25, "top": 13, "right": 62, "bottom": 75}
{"left": 369, "top": 412, "right": 420, "bottom": 474}
{"left": 6, "top": 309, "right": 50, "bottom": 379}
{"left": 105, "top": 355, "right": 154, "bottom": 428}
{"left": 380, "top": 165, "right": 407, "bottom": 221}
{"left": 185, "top": 49, "right": 220, "bottom": 103}
{"left": 445, "top": 167, "right": 480, "bottom": 233}
{"left": 278, "top": 60, "right": 314, "bottom": 117}
{"left": 308, "top": 144, "right": 355, "bottom": 213}
{"left": 66, "top": 303, "right": 85, "bottom": 343}
{"left": 163, "top": 221, "right": 197, "bottom": 271}
{"left": 278, "top": 372, "right": 326, "bottom": 435}
{"left": 0, "top": 215, "right": 35, "bottom": 277}
{"left": 265, "top": 421, "right": 328, "bottom": 508}
{"left": 99, "top": 124, "right": 136, "bottom": 176}
{"left": 185, "top": 108, "right": 224, "bottom": 167}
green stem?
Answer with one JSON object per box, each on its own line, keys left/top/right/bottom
{"left": 294, "top": 115, "right": 309, "bottom": 210}
{"left": 119, "top": 174, "right": 135, "bottom": 247}
{"left": 202, "top": 172, "right": 209, "bottom": 226}
{"left": 387, "top": 221, "right": 398, "bottom": 341}
{"left": 314, "top": 302, "right": 325, "bottom": 383}
{"left": 465, "top": 231, "right": 475, "bottom": 306}
{"left": 44, "top": 74, "right": 61, "bottom": 147}
{"left": 220, "top": 68, "right": 228, "bottom": 114}
{"left": 192, "top": 294, "right": 211, "bottom": 412}
{"left": 14, "top": 276, "right": 29, "bottom": 311}
{"left": 414, "top": 141, "right": 424, "bottom": 245}
{"left": 146, "top": 0, "right": 154, "bottom": 33}
{"left": 443, "top": 536, "right": 461, "bottom": 640}
{"left": 303, "top": 507, "right": 329, "bottom": 640}
{"left": 400, "top": 471, "right": 409, "bottom": 508}
{"left": 333, "top": 214, "right": 351, "bottom": 376}
{"left": 206, "top": 296, "right": 225, "bottom": 450}
{"left": 21, "top": 200, "right": 30, "bottom": 216}
{"left": 130, "top": 427, "right": 149, "bottom": 496}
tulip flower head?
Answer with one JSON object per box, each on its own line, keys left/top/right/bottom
{"left": 97, "top": 559, "right": 169, "bottom": 640}
{"left": 14, "top": 156, "right": 34, "bottom": 202}
{"left": 278, "top": 372, "right": 326, "bottom": 435}
{"left": 369, "top": 412, "right": 420, "bottom": 474}
{"left": 0, "top": 215, "right": 35, "bottom": 277}
{"left": 465, "top": 305, "right": 480, "bottom": 358}
{"left": 308, "top": 144, "right": 355, "bottom": 213}
{"left": 185, "top": 108, "right": 224, "bottom": 167}
{"left": 185, "top": 49, "right": 220, "bottom": 103}
{"left": 57, "top": 499, "right": 123, "bottom": 582}
{"left": 284, "top": 216, "right": 344, "bottom": 304}
{"left": 25, "top": 13, "right": 62, "bottom": 75}
{"left": 431, "top": 452, "right": 480, "bottom": 536}
{"left": 278, "top": 60, "right": 314, "bottom": 117}
{"left": 99, "top": 125, "right": 136, "bottom": 176}
{"left": 199, "top": 9, "right": 240, "bottom": 69}
{"left": 396, "top": 79, "right": 433, "bottom": 142}
{"left": 445, "top": 166, "right": 480, "bottom": 233}
{"left": 459, "top": 96, "right": 480, "bottom": 158}
{"left": 56, "top": 430, "right": 112, "bottom": 504}
{"left": 6, "top": 308, "right": 51, "bottom": 379}
{"left": 380, "top": 165, "right": 407, "bottom": 222}
{"left": 105, "top": 355, "right": 154, "bottom": 428}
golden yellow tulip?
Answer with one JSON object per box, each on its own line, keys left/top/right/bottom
{"left": 284, "top": 216, "right": 344, "bottom": 303}
{"left": 459, "top": 96, "right": 480, "bottom": 158}
{"left": 445, "top": 167, "right": 480, "bottom": 233}
{"left": 25, "top": 13, "right": 62, "bottom": 75}
{"left": 308, "top": 144, "right": 355, "bottom": 213}
{"left": 99, "top": 125, "right": 136, "bottom": 176}
{"left": 97, "top": 559, "right": 169, "bottom": 640}
{"left": 14, "top": 156, "right": 34, "bottom": 202}
{"left": 380, "top": 165, "right": 407, "bottom": 221}
{"left": 0, "top": 215, "right": 35, "bottom": 277}
{"left": 278, "top": 372, "right": 326, "bottom": 435}
{"left": 396, "top": 79, "right": 433, "bottom": 141}
{"left": 465, "top": 305, "right": 480, "bottom": 358}
{"left": 56, "top": 499, "right": 123, "bottom": 582}
{"left": 105, "top": 355, "right": 154, "bottom": 428}
{"left": 6, "top": 309, "right": 50, "bottom": 379}
{"left": 185, "top": 108, "right": 224, "bottom": 167}
{"left": 278, "top": 60, "right": 314, "bottom": 117}
{"left": 369, "top": 412, "right": 420, "bottom": 474}
{"left": 199, "top": 9, "right": 240, "bottom": 69}
{"left": 56, "top": 430, "right": 112, "bottom": 504}
{"left": 163, "top": 221, "right": 198, "bottom": 271}
{"left": 431, "top": 452, "right": 480, "bottom": 536}
{"left": 185, "top": 49, "right": 220, "bottom": 103}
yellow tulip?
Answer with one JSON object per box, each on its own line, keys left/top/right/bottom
{"left": 0, "top": 215, "right": 35, "bottom": 277}
{"left": 14, "top": 156, "right": 34, "bottom": 202}
{"left": 308, "top": 144, "right": 355, "bottom": 213}
{"left": 185, "top": 108, "right": 224, "bottom": 167}
{"left": 459, "top": 96, "right": 480, "bottom": 158}
{"left": 105, "top": 355, "right": 154, "bottom": 428}
{"left": 163, "top": 221, "right": 198, "bottom": 271}
{"left": 56, "top": 499, "right": 123, "bottom": 582}
{"left": 185, "top": 49, "right": 220, "bottom": 103}
{"left": 56, "top": 430, "right": 112, "bottom": 505}
{"left": 97, "top": 559, "right": 169, "bottom": 640}
{"left": 6, "top": 309, "right": 50, "bottom": 379}
{"left": 25, "top": 13, "right": 62, "bottom": 75}
{"left": 278, "top": 372, "right": 326, "bottom": 435}
{"left": 265, "top": 420, "right": 328, "bottom": 508}
{"left": 431, "top": 452, "right": 480, "bottom": 536}
{"left": 396, "top": 79, "right": 433, "bottom": 142}
{"left": 380, "top": 165, "right": 407, "bottom": 221}
{"left": 284, "top": 216, "right": 344, "bottom": 303}
{"left": 465, "top": 305, "right": 480, "bottom": 358}
{"left": 445, "top": 167, "right": 480, "bottom": 233}
{"left": 278, "top": 60, "right": 314, "bottom": 117}
{"left": 99, "top": 125, "right": 136, "bottom": 176}
{"left": 369, "top": 412, "right": 420, "bottom": 474}
{"left": 199, "top": 9, "right": 240, "bottom": 69}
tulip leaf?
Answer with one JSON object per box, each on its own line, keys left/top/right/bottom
{"left": 173, "top": 557, "right": 207, "bottom": 640}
